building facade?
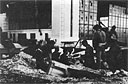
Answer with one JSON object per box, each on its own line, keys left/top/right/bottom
{"left": 0, "top": 0, "right": 128, "bottom": 46}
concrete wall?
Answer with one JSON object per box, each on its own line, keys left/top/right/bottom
{"left": 52, "top": 0, "right": 61, "bottom": 45}
{"left": 52, "top": 0, "right": 79, "bottom": 45}
{"left": 0, "top": 13, "right": 8, "bottom": 32}
{"left": 72, "top": 0, "right": 79, "bottom": 41}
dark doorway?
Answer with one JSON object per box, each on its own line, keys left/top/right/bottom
{"left": 30, "top": 33, "right": 36, "bottom": 39}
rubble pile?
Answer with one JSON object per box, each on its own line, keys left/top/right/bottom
{"left": 1, "top": 51, "right": 128, "bottom": 83}
{"left": 69, "top": 62, "right": 112, "bottom": 77}
{"left": 0, "top": 52, "right": 74, "bottom": 83}
{"left": 0, "top": 52, "right": 45, "bottom": 75}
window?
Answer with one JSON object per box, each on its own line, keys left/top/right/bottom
{"left": 5, "top": 0, "right": 52, "bottom": 30}
{"left": 79, "top": 0, "right": 98, "bottom": 39}
{"left": 90, "top": 1, "right": 92, "bottom": 6}
{"left": 90, "top": 15, "right": 92, "bottom": 19}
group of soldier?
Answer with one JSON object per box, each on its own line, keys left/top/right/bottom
{"left": 89, "top": 24, "right": 123, "bottom": 73}
{"left": 1, "top": 24, "right": 125, "bottom": 74}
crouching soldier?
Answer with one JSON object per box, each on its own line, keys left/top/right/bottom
{"left": 106, "top": 39, "right": 121, "bottom": 73}
{"left": 81, "top": 40, "right": 96, "bottom": 69}
{"left": 35, "top": 40, "right": 55, "bottom": 73}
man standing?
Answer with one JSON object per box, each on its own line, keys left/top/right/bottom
{"left": 109, "top": 25, "right": 118, "bottom": 41}
{"left": 92, "top": 24, "right": 106, "bottom": 69}
{"left": 109, "top": 25, "right": 118, "bottom": 45}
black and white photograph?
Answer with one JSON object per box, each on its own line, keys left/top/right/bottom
{"left": 0, "top": 0, "right": 128, "bottom": 83}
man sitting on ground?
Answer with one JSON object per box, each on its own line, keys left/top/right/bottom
{"left": 81, "top": 40, "right": 96, "bottom": 69}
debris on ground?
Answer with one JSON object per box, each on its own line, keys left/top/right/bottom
{"left": 1, "top": 52, "right": 128, "bottom": 83}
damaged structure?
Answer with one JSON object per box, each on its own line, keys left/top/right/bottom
{"left": 0, "top": 0, "right": 128, "bottom": 83}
